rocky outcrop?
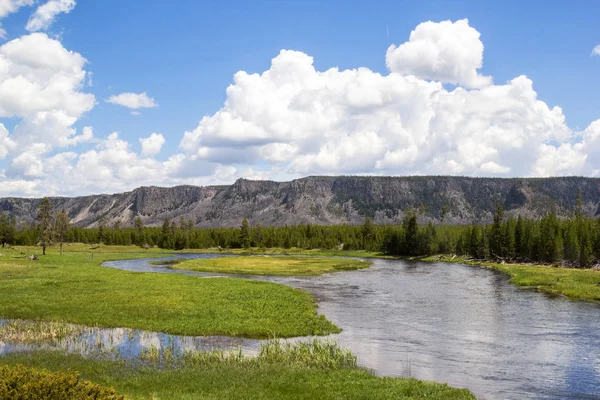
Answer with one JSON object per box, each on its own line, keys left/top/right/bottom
{"left": 1, "top": 176, "right": 599, "bottom": 228}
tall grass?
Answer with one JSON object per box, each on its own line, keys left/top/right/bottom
{"left": 258, "top": 339, "right": 357, "bottom": 369}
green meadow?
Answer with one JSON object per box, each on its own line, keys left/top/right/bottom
{"left": 0, "top": 247, "right": 336, "bottom": 338}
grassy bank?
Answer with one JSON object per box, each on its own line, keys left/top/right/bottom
{"left": 0, "top": 342, "right": 475, "bottom": 400}
{"left": 422, "top": 255, "right": 600, "bottom": 301}
{"left": 183, "top": 246, "right": 390, "bottom": 259}
{"left": 172, "top": 256, "right": 371, "bottom": 276}
{"left": 0, "top": 247, "right": 337, "bottom": 338}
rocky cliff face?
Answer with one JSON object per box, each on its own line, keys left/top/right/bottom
{"left": 2, "top": 176, "right": 599, "bottom": 228}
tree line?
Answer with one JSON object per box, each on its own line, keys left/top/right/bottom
{"left": 2, "top": 193, "right": 600, "bottom": 268}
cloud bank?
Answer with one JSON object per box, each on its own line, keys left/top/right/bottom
{"left": 0, "top": 18, "right": 599, "bottom": 197}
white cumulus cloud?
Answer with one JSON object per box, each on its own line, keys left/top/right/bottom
{"left": 386, "top": 19, "right": 492, "bottom": 89}
{"left": 107, "top": 92, "right": 158, "bottom": 109}
{"left": 25, "top": 0, "right": 75, "bottom": 32}
{"left": 181, "top": 43, "right": 573, "bottom": 178}
{"left": 592, "top": 45, "right": 600, "bottom": 56}
{"left": 139, "top": 133, "right": 165, "bottom": 157}
{"left": 0, "top": 33, "right": 94, "bottom": 153}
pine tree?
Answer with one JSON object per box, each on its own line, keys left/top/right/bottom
{"left": 160, "top": 219, "right": 173, "bottom": 249}
{"left": 134, "top": 217, "right": 145, "bottom": 245}
{"left": 489, "top": 203, "right": 504, "bottom": 259}
{"left": 0, "top": 213, "right": 9, "bottom": 247}
{"left": 562, "top": 222, "right": 579, "bottom": 264}
{"left": 361, "top": 217, "right": 375, "bottom": 251}
{"left": 240, "top": 218, "right": 251, "bottom": 249}
{"left": 253, "top": 223, "right": 264, "bottom": 248}
{"left": 36, "top": 197, "right": 54, "bottom": 256}
{"left": 98, "top": 217, "right": 107, "bottom": 244}
{"left": 515, "top": 215, "right": 524, "bottom": 259}
{"left": 539, "top": 209, "right": 562, "bottom": 263}
{"left": 54, "top": 209, "right": 70, "bottom": 256}
{"left": 578, "top": 220, "right": 593, "bottom": 268}
{"left": 574, "top": 189, "right": 592, "bottom": 268}
{"left": 593, "top": 218, "right": 600, "bottom": 262}
{"left": 403, "top": 209, "right": 419, "bottom": 256}
{"left": 467, "top": 225, "right": 479, "bottom": 258}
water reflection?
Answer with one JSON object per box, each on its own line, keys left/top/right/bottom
{"left": 0, "top": 319, "right": 261, "bottom": 362}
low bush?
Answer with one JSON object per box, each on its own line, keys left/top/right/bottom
{"left": 0, "top": 364, "right": 125, "bottom": 400}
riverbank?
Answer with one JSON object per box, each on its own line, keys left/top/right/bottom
{"left": 421, "top": 255, "right": 600, "bottom": 302}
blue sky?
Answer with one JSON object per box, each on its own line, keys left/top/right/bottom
{"left": 0, "top": 0, "right": 599, "bottom": 196}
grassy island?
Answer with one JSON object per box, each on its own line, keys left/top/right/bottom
{"left": 171, "top": 255, "right": 371, "bottom": 276}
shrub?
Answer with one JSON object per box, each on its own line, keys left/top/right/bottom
{"left": 0, "top": 365, "right": 125, "bottom": 400}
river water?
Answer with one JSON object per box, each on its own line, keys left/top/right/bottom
{"left": 3, "top": 254, "right": 600, "bottom": 399}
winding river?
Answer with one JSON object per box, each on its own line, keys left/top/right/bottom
{"left": 3, "top": 254, "right": 600, "bottom": 399}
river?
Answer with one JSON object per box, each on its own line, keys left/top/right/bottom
{"left": 3, "top": 254, "right": 600, "bottom": 399}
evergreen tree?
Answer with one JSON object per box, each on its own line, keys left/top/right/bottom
{"left": 134, "top": 217, "right": 145, "bottom": 245}
{"left": 539, "top": 209, "right": 562, "bottom": 263}
{"left": 575, "top": 189, "right": 592, "bottom": 268}
{"left": 361, "top": 217, "right": 375, "bottom": 251}
{"left": 578, "top": 220, "right": 593, "bottom": 268}
{"left": 240, "top": 218, "right": 251, "bottom": 249}
{"left": 562, "top": 222, "right": 579, "bottom": 264}
{"left": 54, "top": 209, "right": 70, "bottom": 256}
{"left": 36, "top": 197, "right": 54, "bottom": 256}
{"left": 403, "top": 209, "right": 419, "bottom": 256}
{"left": 98, "top": 217, "right": 107, "bottom": 244}
{"left": 160, "top": 219, "right": 173, "bottom": 249}
{"left": 593, "top": 218, "right": 600, "bottom": 261}
{"left": 467, "top": 225, "right": 480, "bottom": 258}
{"left": 253, "top": 223, "right": 264, "bottom": 248}
{"left": 515, "top": 215, "right": 524, "bottom": 259}
{"left": 489, "top": 203, "right": 505, "bottom": 259}
{"left": 0, "top": 214, "right": 15, "bottom": 247}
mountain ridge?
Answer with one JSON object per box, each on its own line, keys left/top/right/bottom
{"left": 1, "top": 175, "right": 599, "bottom": 228}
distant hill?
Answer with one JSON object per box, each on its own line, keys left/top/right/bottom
{"left": 1, "top": 176, "right": 599, "bottom": 228}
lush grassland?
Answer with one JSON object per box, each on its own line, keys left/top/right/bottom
{"left": 0, "top": 246, "right": 338, "bottom": 338}
{"left": 0, "top": 345, "right": 475, "bottom": 400}
{"left": 423, "top": 255, "right": 600, "bottom": 301}
{"left": 172, "top": 256, "right": 371, "bottom": 276}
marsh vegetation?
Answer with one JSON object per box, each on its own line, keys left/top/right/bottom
{"left": 0, "top": 341, "right": 475, "bottom": 400}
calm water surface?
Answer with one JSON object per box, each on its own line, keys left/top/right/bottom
{"left": 3, "top": 254, "right": 599, "bottom": 399}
